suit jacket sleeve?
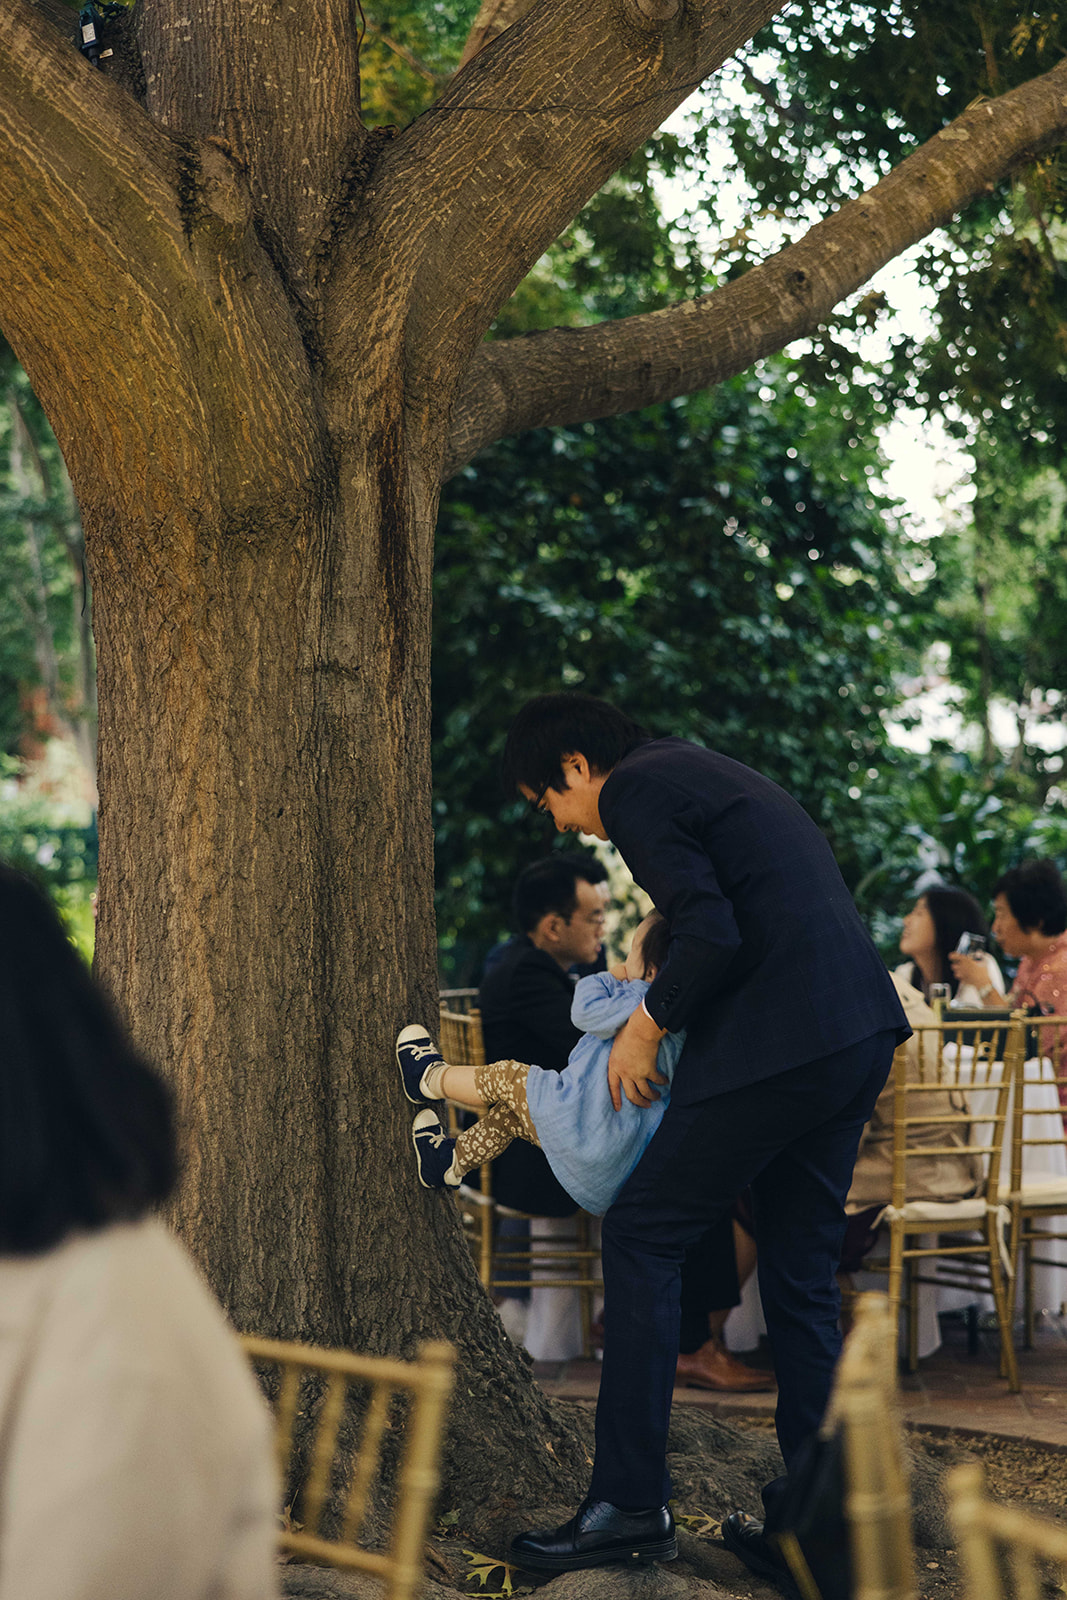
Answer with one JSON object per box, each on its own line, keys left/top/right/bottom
{"left": 601, "top": 767, "right": 742, "bottom": 1033}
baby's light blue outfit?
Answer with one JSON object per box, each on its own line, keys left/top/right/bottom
{"left": 523, "top": 972, "right": 686, "bottom": 1216}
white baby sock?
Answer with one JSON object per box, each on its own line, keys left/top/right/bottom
{"left": 420, "top": 1062, "right": 449, "bottom": 1100}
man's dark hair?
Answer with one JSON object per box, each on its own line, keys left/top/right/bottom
{"left": 636, "top": 911, "right": 670, "bottom": 978}
{"left": 512, "top": 852, "right": 607, "bottom": 934}
{"left": 503, "top": 693, "right": 650, "bottom": 798}
{"left": 994, "top": 859, "right": 1067, "bottom": 936}
{"left": 0, "top": 865, "right": 177, "bottom": 1255}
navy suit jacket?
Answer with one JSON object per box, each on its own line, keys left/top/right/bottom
{"left": 599, "top": 739, "right": 908, "bottom": 1106}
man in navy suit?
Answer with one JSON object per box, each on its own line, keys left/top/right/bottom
{"left": 503, "top": 694, "right": 908, "bottom": 1581}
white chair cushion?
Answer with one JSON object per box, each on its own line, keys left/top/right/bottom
{"left": 891, "top": 1198, "right": 991, "bottom": 1223}
{"left": 1007, "top": 1180, "right": 1067, "bottom": 1209}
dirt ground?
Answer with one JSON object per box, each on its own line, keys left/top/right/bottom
{"left": 282, "top": 1409, "right": 1067, "bottom": 1600}
{"left": 902, "top": 1424, "right": 1067, "bottom": 1600}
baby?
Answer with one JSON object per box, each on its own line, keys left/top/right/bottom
{"left": 396, "top": 911, "right": 684, "bottom": 1217}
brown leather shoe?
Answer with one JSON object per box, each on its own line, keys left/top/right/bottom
{"left": 674, "top": 1339, "right": 776, "bottom": 1392}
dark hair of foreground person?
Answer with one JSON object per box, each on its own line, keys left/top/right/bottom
{"left": 0, "top": 865, "right": 176, "bottom": 1255}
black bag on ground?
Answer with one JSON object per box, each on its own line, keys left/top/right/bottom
{"left": 764, "top": 1431, "right": 852, "bottom": 1600}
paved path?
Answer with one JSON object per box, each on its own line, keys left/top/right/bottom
{"left": 534, "top": 1311, "right": 1067, "bottom": 1449}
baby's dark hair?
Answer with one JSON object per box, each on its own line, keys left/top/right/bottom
{"left": 636, "top": 910, "right": 670, "bottom": 977}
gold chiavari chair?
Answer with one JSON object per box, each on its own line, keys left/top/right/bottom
{"left": 437, "top": 994, "right": 602, "bottom": 1356}
{"left": 241, "top": 1335, "right": 454, "bottom": 1599}
{"left": 836, "top": 1294, "right": 916, "bottom": 1600}
{"left": 1004, "top": 1013, "right": 1067, "bottom": 1346}
{"left": 776, "top": 1293, "right": 916, "bottom": 1600}
{"left": 949, "top": 1459, "right": 1067, "bottom": 1600}
{"left": 864, "top": 1019, "right": 1022, "bottom": 1388}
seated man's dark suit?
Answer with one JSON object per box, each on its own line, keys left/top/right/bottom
{"left": 478, "top": 927, "right": 746, "bottom": 1319}
{"left": 587, "top": 738, "right": 908, "bottom": 1509}
{"left": 477, "top": 936, "right": 580, "bottom": 1216}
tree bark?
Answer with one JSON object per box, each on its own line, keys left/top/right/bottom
{"left": 458, "top": 0, "right": 538, "bottom": 69}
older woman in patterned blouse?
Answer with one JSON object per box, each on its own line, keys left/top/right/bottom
{"left": 952, "top": 858, "right": 1067, "bottom": 1098}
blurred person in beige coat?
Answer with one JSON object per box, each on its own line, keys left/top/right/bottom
{"left": 0, "top": 866, "right": 278, "bottom": 1600}
{"left": 839, "top": 973, "right": 982, "bottom": 1278}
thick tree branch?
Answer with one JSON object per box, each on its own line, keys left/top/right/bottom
{"left": 0, "top": 0, "right": 324, "bottom": 526}
{"left": 443, "top": 55, "right": 1067, "bottom": 477}
{"left": 329, "top": 0, "right": 785, "bottom": 414}
{"left": 136, "top": 0, "right": 366, "bottom": 304}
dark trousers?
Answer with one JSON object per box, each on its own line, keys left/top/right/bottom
{"left": 678, "top": 1211, "right": 742, "bottom": 1352}
{"left": 588, "top": 1030, "right": 896, "bottom": 1507}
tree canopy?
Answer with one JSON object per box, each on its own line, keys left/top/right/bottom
{"left": 434, "top": 362, "right": 930, "bottom": 975}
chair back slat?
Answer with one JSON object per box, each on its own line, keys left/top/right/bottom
{"left": 438, "top": 1005, "right": 486, "bottom": 1067}
{"left": 950, "top": 1460, "right": 1067, "bottom": 1600}
{"left": 241, "top": 1335, "right": 454, "bottom": 1600}
{"left": 342, "top": 1381, "right": 392, "bottom": 1543}
{"left": 1010, "top": 1012, "right": 1067, "bottom": 1193}
{"left": 437, "top": 994, "right": 601, "bottom": 1352}
{"left": 786, "top": 1295, "right": 915, "bottom": 1600}
{"left": 389, "top": 1340, "right": 457, "bottom": 1600}
{"left": 274, "top": 1359, "right": 302, "bottom": 1487}
{"left": 891, "top": 1021, "right": 1023, "bottom": 1211}
{"left": 843, "top": 1298, "right": 915, "bottom": 1600}
{"left": 1009, "top": 1544, "right": 1041, "bottom": 1600}
{"left": 438, "top": 988, "right": 479, "bottom": 1011}
{"left": 304, "top": 1369, "right": 348, "bottom": 1534}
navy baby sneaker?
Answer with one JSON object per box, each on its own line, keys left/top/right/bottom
{"left": 396, "top": 1025, "right": 444, "bottom": 1105}
{"left": 411, "top": 1109, "right": 456, "bottom": 1189}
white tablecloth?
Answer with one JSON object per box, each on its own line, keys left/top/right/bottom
{"left": 726, "top": 1052, "right": 1067, "bottom": 1360}
{"left": 899, "top": 1051, "right": 1067, "bottom": 1357}
{"left": 516, "top": 1053, "right": 1067, "bottom": 1363}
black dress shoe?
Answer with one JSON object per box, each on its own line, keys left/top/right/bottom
{"left": 721, "top": 1511, "right": 799, "bottom": 1597}
{"left": 511, "top": 1499, "right": 677, "bottom": 1573}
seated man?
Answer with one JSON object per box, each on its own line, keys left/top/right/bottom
{"left": 479, "top": 854, "right": 770, "bottom": 1390}
{"left": 478, "top": 854, "right": 609, "bottom": 1217}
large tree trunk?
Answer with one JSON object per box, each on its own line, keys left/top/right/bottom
{"left": 87, "top": 361, "right": 591, "bottom": 1511}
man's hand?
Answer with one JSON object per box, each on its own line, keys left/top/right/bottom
{"left": 608, "top": 1007, "right": 668, "bottom": 1111}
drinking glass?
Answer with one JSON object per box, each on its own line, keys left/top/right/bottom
{"left": 928, "top": 982, "right": 951, "bottom": 1016}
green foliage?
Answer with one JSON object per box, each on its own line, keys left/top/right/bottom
{"left": 680, "top": 1, "right": 1067, "bottom": 453}
{"left": 712, "top": 0, "right": 1067, "bottom": 210}
{"left": 0, "top": 341, "right": 94, "bottom": 760}
{"left": 852, "top": 750, "right": 1067, "bottom": 960}
{"left": 0, "top": 753, "right": 97, "bottom": 959}
{"left": 50, "top": 879, "right": 97, "bottom": 964}
{"left": 358, "top": 1, "right": 481, "bottom": 127}
{"left": 433, "top": 364, "right": 933, "bottom": 978}
{"left": 930, "top": 432, "right": 1067, "bottom": 796}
